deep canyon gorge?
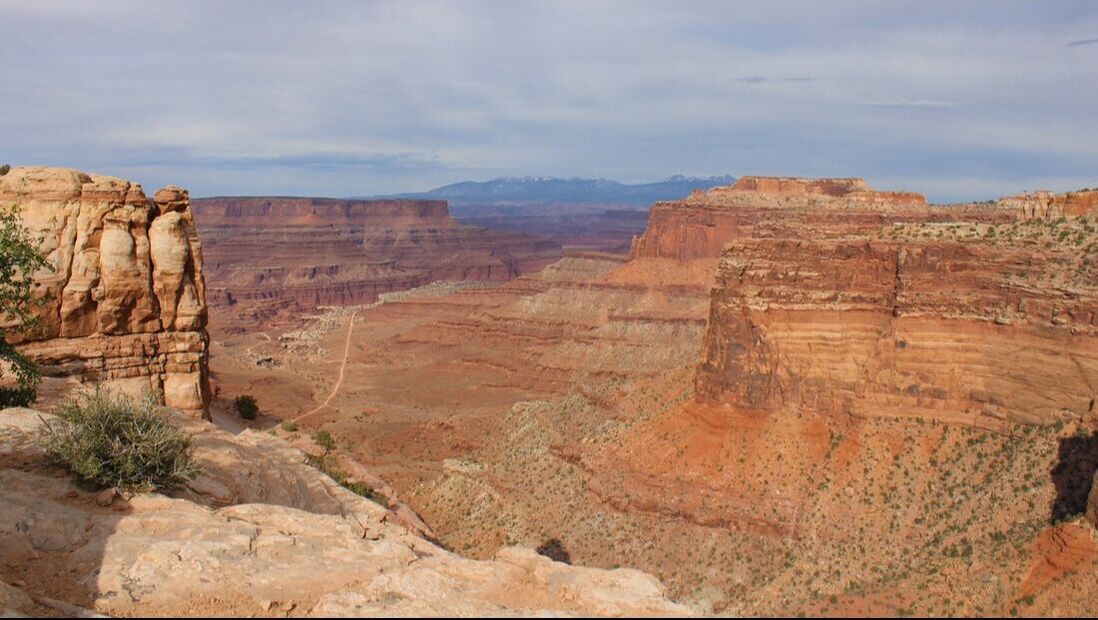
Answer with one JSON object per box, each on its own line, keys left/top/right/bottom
{"left": 3, "top": 168, "right": 1098, "bottom": 616}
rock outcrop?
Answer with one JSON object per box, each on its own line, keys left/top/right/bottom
{"left": 1000, "top": 189, "right": 1098, "bottom": 220}
{"left": 190, "top": 196, "right": 562, "bottom": 330}
{"left": 629, "top": 176, "right": 1011, "bottom": 260}
{"left": 694, "top": 217, "right": 1098, "bottom": 428}
{"left": 0, "top": 408, "right": 687, "bottom": 617}
{"left": 0, "top": 167, "right": 210, "bottom": 415}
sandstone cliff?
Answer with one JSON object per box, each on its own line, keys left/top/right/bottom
{"left": 629, "top": 175, "right": 1011, "bottom": 260}
{"left": 191, "top": 196, "right": 562, "bottom": 331}
{"left": 0, "top": 167, "right": 210, "bottom": 414}
{"left": 1000, "top": 189, "right": 1098, "bottom": 219}
{"left": 0, "top": 407, "right": 687, "bottom": 617}
{"left": 694, "top": 218, "right": 1098, "bottom": 429}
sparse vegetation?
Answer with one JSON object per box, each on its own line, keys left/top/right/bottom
{"left": 280, "top": 419, "right": 298, "bottom": 432}
{"left": 0, "top": 164, "right": 10, "bottom": 176}
{"left": 40, "top": 390, "right": 201, "bottom": 493}
{"left": 304, "top": 452, "right": 388, "bottom": 507}
{"left": 233, "top": 394, "right": 259, "bottom": 420}
{"left": 313, "top": 428, "right": 335, "bottom": 450}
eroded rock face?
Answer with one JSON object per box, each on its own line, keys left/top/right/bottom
{"left": 190, "top": 196, "right": 562, "bottom": 331}
{"left": 695, "top": 222, "right": 1098, "bottom": 429}
{"left": 0, "top": 167, "right": 210, "bottom": 414}
{"left": 0, "top": 409, "right": 688, "bottom": 617}
{"left": 1001, "top": 189, "right": 1098, "bottom": 219}
{"left": 629, "top": 176, "right": 1011, "bottom": 260}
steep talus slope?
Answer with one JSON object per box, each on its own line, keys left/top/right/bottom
{"left": 382, "top": 180, "right": 1097, "bottom": 614}
{"left": 0, "top": 408, "right": 687, "bottom": 617}
{"left": 588, "top": 193, "right": 1098, "bottom": 613}
{"left": 191, "top": 196, "right": 562, "bottom": 332}
{"left": 0, "top": 167, "right": 210, "bottom": 414}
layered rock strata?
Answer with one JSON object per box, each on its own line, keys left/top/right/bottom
{"left": 630, "top": 175, "right": 1012, "bottom": 260}
{"left": 191, "top": 196, "right": 562, "bottom": 330}
{"left": 695, "top": 218, "right": 1098, "bottom": 429}
{"left": 1001, "top": 189, "right": 1098, "bottom": 219}
{"left": 0, "top": 167, "right": 210, "bottom": 414}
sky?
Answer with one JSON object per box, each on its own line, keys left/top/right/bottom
{"left": 2, "top": 0, "right": 1097, "bottom": 202}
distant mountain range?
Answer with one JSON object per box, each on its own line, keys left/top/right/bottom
{"left": 365, "top": 175, "right": 736, "bottom": 206}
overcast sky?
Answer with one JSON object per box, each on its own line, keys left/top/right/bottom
{"left": 3, "top": 1, "right": 1097, "bottom": 202}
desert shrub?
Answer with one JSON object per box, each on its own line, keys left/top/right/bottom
{"left": 0, "top": 164, "right": 9, "bottom": 176}
{"left": 303, "top": 452, "right": 388, "bottom": 507}
{"left": 313, "top": 428, "right": 335, "bottom": 450}
{"left": 40, "top": 390, "right": 201, "bottom": 492}
{"left": 536, "top": 538, "right": 572, "bottom": 564}
{"left": 280, "top": 420, "right": 298, "bottom": 432}
{"left": 233, "top": 394, "right": 259, "bottom": 420}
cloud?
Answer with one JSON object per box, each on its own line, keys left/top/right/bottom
{"left": 733, "top": 76, "right": 817, "bottom": 84}
{"left": 856, "top": 99, "right": 957, "bottom": 110}
{"left": 1, "top": 1, "right": 1096, "bottom": 201}
{"left": 1067, "top": 37, "right": 1098, "bottom": 47}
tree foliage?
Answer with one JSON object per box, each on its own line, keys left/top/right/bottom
{"left": 0, "top": 200, "right": 50, "bottom": 407}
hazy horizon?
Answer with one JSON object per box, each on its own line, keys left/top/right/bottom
{"left": 3, "top": 1, "right": 1097, "bottom": 202}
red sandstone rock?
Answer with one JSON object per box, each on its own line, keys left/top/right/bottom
{"left": 190, "top": 196, "right": 562, "bottom": 329}
{"left": 695, "top": 225, "right": 1098, "bottom": 428}
{"left": 999, "top": 189, "right": 1098, "bottom": 219}
{"left": 629, "top": 176, "right": 1010, "bottom": 260}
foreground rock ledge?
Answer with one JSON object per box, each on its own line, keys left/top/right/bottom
{"left": 0, "top": 408, "right": 689, "bottom": 617}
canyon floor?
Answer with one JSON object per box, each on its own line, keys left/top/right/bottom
{"left": 205, "top": 249, "right": 1098, "bottom": 616}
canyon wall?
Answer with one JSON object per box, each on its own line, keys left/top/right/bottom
{"left": 695, "top": 216, "right": 1098, "bottom": 429}
{"left": 0, "top": 167, "right": 210, "bottom": 414}
{"left": 191, "top": 196, "right": 562, "bottom": 330}
{"left": 1001, "top": 189, "right": 1098, "bottom": 219}
{"left": 629, "top": 175, "right": 1011, "bottom": 260}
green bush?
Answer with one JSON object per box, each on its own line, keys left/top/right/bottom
{"left": 40, "top": 390, "right": 201, "bottom": 493}
{"left": 313, "top": 429, "right": 335, "bottom": 450}
{"left": 233, "top": 394, "right": 259, "bottom": 420}
{"left": 304, "top": 453, "right": 388, "bottom": 507}
{"left": 280, "top": 420, "right": 298, "bottom": 432}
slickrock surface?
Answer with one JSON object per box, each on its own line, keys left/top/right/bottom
{"left": 0, "top": 408, "right": 687, "bottom": 617}
{"left": 0, "top": 167, "right": 210, "bottom": 414}
{"left": 191, "top": 196, "right": 562, "bottom": 331}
